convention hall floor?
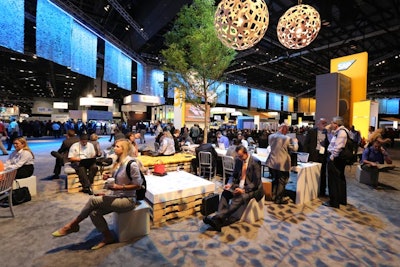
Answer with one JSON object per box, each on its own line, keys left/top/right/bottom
{"left": 1, "top": 135, "right": 399, "bottom": 267}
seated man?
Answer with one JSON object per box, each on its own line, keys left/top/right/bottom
{"left": 191, "top": 136, "right": 218, "bottom": 176}
{"left": 157, "top": 130, "right": 175, "bottom": 156}
{"left": 203, "top": 145, "right": 264, "bottom": 231}
{"left": 51, "top": 129, "right": 80, "bottom": 179}
{"left": 68, "top": 134, "right": 98, "bottom": 195}
{"left": 216, "top": 131, "right": 229, "bottom": 149}
{"left": 360, "top": 140, "right": 394, "bottom": 187}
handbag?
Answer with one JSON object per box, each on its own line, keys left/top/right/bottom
{"left": 153, "top": 160, "right": 166, "bottom": 176}
{"left": 10, "top": 180, "right": 31, "bottom": 205}
{"left": 200, "top": 193, "right": 219, "bottom": 216}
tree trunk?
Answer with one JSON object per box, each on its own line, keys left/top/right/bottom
{"left": 203, "top": 103, "right": 210, "bottom": 143}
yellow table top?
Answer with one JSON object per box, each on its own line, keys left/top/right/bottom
{"left": 137, "top": 153, "right": 195, "bottom": 167}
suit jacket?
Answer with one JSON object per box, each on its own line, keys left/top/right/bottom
{"left": 58, "top": 136, "right": 80, "bottom": 163}
{"left": 266, "top": 132, "right": 298, "bottom": 172}
{"left": 228, "top": 155, "right": 264, "bottom": 201}
{"left": 195, "top": 143, "right": 218, "bottom": 164}
{"left": 303, "top": 128, "right": 329, "bottom": 162}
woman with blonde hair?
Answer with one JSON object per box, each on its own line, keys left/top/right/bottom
{"left": 5, "top": 137, "right": 34, "bottom": 179}
{"left": 52, "top": 139, "right": 143, "bottom": 250}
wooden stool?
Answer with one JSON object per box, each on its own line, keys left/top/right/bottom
{"left": 14, "top": 176, "right": 37, "bottom": 197}
{"left": 112, "top": 201, "right": 151, "bottom": 242}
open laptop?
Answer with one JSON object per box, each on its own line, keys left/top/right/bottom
{"left": 79, "top": 158, "right": 97, "bottom": 168}
{"left": 295, "top": 152, "right": 309, "bottom": 163}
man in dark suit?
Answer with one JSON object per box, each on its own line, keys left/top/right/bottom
{"left": 203, "top": 145, "right": 264, "bottom": 231}
{"left": 303, "top": 118, "right": 329, "bottom": 196}
{"left": 191, "top": 136, "right": 218, "bottom": 175}
{"left": 50, "top": 129, "right": 80, "bottom": 179}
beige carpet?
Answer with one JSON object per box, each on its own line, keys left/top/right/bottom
{"left": 1, "top": 136, "right": 399, "bottom": 267}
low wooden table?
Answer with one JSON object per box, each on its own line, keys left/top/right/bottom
{"left": 144, "top": 171, "right": 215, "bottom": 227}
{"left": 138, "top": 153, "right": 195, "bottom": 173}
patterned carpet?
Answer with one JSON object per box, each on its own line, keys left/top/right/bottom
{"left": 1, "top": 136, "right": 399, "bottom": 267}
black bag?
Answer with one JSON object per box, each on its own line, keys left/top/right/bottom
{"left": 200, "top": 193, "right": 219, "bottom": 216}
{"left": 11, "top": 181, "right": 31, "bottom": 205}
{"left": 126, "top": 159, "right": 147, "bottom": 201}
{"left": 338, "top": 130, "right": 358, "bottom": 165}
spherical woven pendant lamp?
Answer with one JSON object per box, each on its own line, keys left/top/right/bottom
{"left": 277, "top": 4, "right": 321, "bottom": 49}
{"left": 214, "top": 0, "right": 269, "bottom": 51}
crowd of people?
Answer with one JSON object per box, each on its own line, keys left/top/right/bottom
{"left": 0, "top": 116, "right": 398, "bottom": 245}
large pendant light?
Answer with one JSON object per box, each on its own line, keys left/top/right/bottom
{"left": 214, "top": 0, "right": 269, "bottom": 51}
{"left": 277, "top": 2, "right": 321, "bottom": 49}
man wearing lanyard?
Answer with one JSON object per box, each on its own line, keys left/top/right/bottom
{"left": 203, "top": 145, "right": 264, "bottom": 231}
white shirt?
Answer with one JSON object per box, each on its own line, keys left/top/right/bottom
{"left": 68, "top": 141, "right": 96, "bottom": 160}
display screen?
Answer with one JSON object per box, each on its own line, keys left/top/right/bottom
{"left": 104, "top": 41, "right": 132, "bottom": 90}
{"left": 228, "top": 84, "right": 248, "bottom": 107}
{"left": 0, "top": 0, "right": 24, "bottom": 53}
{"left": 269, "top": 92, "right": 282, "bottom": 111}
{"left": 250, "top": 88, "right": 266, "bottom": 109}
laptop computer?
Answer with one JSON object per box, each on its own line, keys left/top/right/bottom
{"left": 79, "top": 158, "right": 97, "bottom": 167}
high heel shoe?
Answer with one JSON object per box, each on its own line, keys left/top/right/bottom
{"left": 52, "top": 224, "right": 80, "bottom": 237}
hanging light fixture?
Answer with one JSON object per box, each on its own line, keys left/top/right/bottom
{"left": 277, "top": 1, "right": 321, "bottom": 49}
{"left": 214, "top": 0, "right": 269, "bottom": 51}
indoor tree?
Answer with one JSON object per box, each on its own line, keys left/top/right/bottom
{"left": 161, "top": 0, "right": 236, "bottom": 143}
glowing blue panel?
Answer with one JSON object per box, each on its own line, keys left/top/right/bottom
{"left": 118, "top": 52, "right": 132, "bottom": 90}
{"left": 250, "top": 88, "right": 266, "bottom": 109}
{"left": 269, "top": 93, "right": 282, "bottom": 111}
{"left": 0, "top": 0, "right": 24, "bottom": 53}
{"left": 136, "top": 63, "right": 144, "bottom": 93}
{"left": 71, "top": 22, "right": 97, "bottom": 78}
{"left": 36, "top": 0, "right": 72, "bottom": 67}
{"left": 150, "top": 69, "right": 164, "bottom": 96}
{"left": 104, "top": 42, "right": 132, "bottom": 90}
{"left": 216, "top": 83, "right": 226, "bottom": 104}
{"left": 378, "top": 99, "right": 387, "bottom": 114}
{"left": 229, "top": 84, "right": 248, "bottom": 107}
{"left": 386, "top": 99, "right": 399, "bottom": 114}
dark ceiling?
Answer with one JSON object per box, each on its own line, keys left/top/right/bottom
{"left": 1, "top": 0, "right": 400, "bottom": 115}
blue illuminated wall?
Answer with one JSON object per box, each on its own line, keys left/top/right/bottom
{"left": 378, "top": 98, "right": 399, "bottom": 114}
{"left": 0, "top": 0, "right": 24, "bottom": 53}
{"left": 104, "top": 42, "right": 132, "bottom": 90}
{"left": 250, "top": 88, "right": 266, "bottom": 109}
{"left": 228, "top": 84, "right": 248, "bottom": 107}
{"left": 36, "top": 0, "right": 97, "bottom": 78}
{"left": 269, "top": 92, "right": 282, "bottom": 111}
{"left": 216, "top": 83, "right": 226, "bottom": 104}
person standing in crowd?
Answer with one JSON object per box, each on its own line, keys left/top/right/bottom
{"left": 203, "top": 145, "right": 264, "bottom": 231}
{"left": 5, "top": 137, "right": 35, "bottom": 179}
{"left": 360, "top": 140, "right": 394, "bottom": 188}
{"left": 52, "top": 139, "right": 143, "bottom": 250}
{"left": 266, "top": 123, "right": 298, "bottom": 204}
{"left": 109, "top": 121, "right": 117, "bottom": 142}
{"left": 7, "top": 118, "right": 19, "bottom": 151}
{"left": 216, "top": 131, "right": 229, "bottom": 149}
{"left": 50, "top": 129, "right": 80, "bottom": 179}
{"left": 52, "top": 121, "right": 61, "bottom": 138}
{"left": 138, "top": 121, "right": 147, "bottom": 144}
{"left": 190, "top": 124, "right": 200, "bottom": 144}
{"left": 0, "top": 120, "right": 9, "bottom": 156}
{"left": 68, "top": 134, "right": 97, "bottom": 195}
{"left": 303, "top": 118, "right": 329, "bottom": 197}
{"left": 325, "top": 116, "right": 348, "bottom": 208}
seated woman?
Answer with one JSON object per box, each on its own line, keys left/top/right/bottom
{"left": 52, "top": 139, "right": 143, "bottom": 250}
{"left": 360, "top": 140, "right": 394, "bottom": 187}
{"left": 158, "top": 130, "right": 175, "bottom": 156}
{"left": 5, "top": 137, "right": 34, "bottom": 179}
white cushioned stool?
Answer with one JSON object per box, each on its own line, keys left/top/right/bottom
{"left": 240, "top": 197, "right": 264, "bottom": 224}
{"left": 356, "top": 165, "right": 379, "bottom": 186}
{"left": 14, "top": 176, "right": 37, "bottom": 197}
{"left": 113, "top": 201, "right": 151, "bottom": 242}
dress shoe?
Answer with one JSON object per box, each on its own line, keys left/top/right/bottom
{"left": 52, "top": 224, "right": 80, "bottom": 237}
{"left": 82, "top": 188, "right": 94, "bottom": 195}
{"left": 322, "top": 201, "right": 339, "bottom": 209}
{"left": 274, "top": 198, "right": 288, "bottom": 205}
{"left": 52, "top": 175, "right": 60, "bottom": 180}
{"left": 1, "top": 153, "right": 8, "bottom": 156}
{"left": 203, "top": 216, "right": 213, "bottom": 225}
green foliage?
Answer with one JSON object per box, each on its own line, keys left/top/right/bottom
{"left": 161, "top": 0, "right": 236, "bottom": 104}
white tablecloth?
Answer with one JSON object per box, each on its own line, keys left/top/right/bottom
{"left": 291, "top": 162, "right": 321, "bottom": 205}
